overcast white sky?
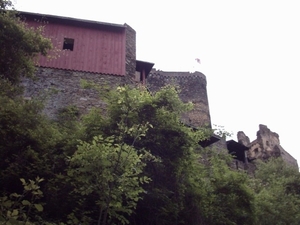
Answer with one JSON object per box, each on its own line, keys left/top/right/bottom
{"left": 15, "top": 0, "right": 300, "bottom": 165}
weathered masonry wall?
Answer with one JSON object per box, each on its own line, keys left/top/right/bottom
{"left": 147, "top": 70, "right": 211, "bottom": 128}
{"left": 125, "top": 24, "right": 136, "bottom": 79}
{"left": 23, "top": 68, "right": 129, "bottom": 117}
{"left": 21, "top": 12, "right": 213, "bottom": 129}
{"left": 238, "top": 125, "right": 298, "bottom": 169}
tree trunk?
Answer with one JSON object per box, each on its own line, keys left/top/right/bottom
{"left": 97, "top": 207, "right": 103, "bottom": 225}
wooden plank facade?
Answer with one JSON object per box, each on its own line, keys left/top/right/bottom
{"left": 24, "top": 13, "right": 126, "bottom": 75}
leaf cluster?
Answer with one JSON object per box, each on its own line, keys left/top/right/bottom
{"left": 2, "top": 81, "right": 300, "bottom": 225}
{"left": 0, "top": 177, "right": 44, "bottom": 224}
{"left": 0, "top": 7, "right": 52, "bottom": 84}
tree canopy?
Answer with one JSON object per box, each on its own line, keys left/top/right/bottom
{"left": 0, "top": 0, "right": 52, "bottom": 84}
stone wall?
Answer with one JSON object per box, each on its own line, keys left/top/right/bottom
{"left": 22, "top": 66, "right": 212, "bottom": 127}
{"left": 125, "top": 24, "right": 136, "bottom": 80}
{"left": 23, "top": 67, "right": 129, "bottom": 118}
{"left": 209, "top": 138, "right": 228, "bottom": 153}
{"left": 238, "top": 125, "right": 298, "bottom": 168}
{"left": 147, "top": 70, "right": 211, "bottom": 128}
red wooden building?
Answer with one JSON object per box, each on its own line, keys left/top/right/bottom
{"left": 21, "top": 12, "right": 216, "bottom": 150}
{"left": 21, "top": 11, "right": 154, "bottom": 78}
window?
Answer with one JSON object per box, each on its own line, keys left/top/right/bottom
{"left": 63, "top": 38, "right": 74, "bottom": 51}
{"left": 135, "top": 71, "right": 141, "bottom": 82}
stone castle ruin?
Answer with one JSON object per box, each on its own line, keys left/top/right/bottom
{"left": 238, "top": 125, "right": 298, "bottom": 168}
{"left": 21, "top": 12, "right": 297, "bottom": 169}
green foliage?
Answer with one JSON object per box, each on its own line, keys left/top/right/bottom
{"left": 0, "top": 0, "right": 12, "bottom": 10}
{"left": 2, "top": 78, "right": 300, "bottom": 225}
{"left": 69, "top": 86, "right": 165, "bottom": 224}
{"left": 0, "top": 93, "right": 86, "bottom": 223}
{"left": 68, "top": 134, "right": 155, "bottom": 225}
{"left": 253, "top": 158, "right": 300, "bottom": 225}
{"left": 181, "top": 149, "right": 255, "bottom": 225}
{"left": 0, "top": 95, "right": 59, "bottom": 192}
{"left": 0, "top": 2, "right": 75, "bottom": 224}
{"left": 0, "top": 177, "right": 44, "bottom": 224}
{"left": 57, "top": 105, "right": 80, "bottom": 121}
{"left": 0, "top": 3, "right": 52, "bottom": 84}
{"left": 82, "top": 85, "right": 211, "bottom": 225}
{"left": 213, "top": 124, "right": 233, "bottom": 139}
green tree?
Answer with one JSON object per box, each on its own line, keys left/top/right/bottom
{"left": 181, "top": 148, "right": 255, "bottom": 225}
{"left": 0, "top": 3, "right": 81, "bottom": 221}
{"left": 253, "top": 158, "right": 300, "bottom": 225}
{"left": 0, "top": 0, "right": 52, "bottom": 85}
{"left": 82, "top": 85, "right": 211, "bottom": 225}
{"left": 0, "top": 0, "right": 12, "bottom": 11}
{"left": 68, "top": 133, "right": 155, "bottom": 225}
{"left": 0, "top": 177, "right": 44, "bottom": 224}
{"left": 0, "top": 96, "right": 60, "bottom": 193}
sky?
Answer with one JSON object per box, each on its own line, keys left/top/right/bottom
{"left": 14, "top": 0, "right": 300, "bottom": 165}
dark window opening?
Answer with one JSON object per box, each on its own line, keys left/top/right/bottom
{"left": 63, "top": 38, "right": 74, "bottom": 51}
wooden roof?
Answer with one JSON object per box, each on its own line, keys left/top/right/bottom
{"left": 19, "top": 11, "right": 126, "bottom": 31}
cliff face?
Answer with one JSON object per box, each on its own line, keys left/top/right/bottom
{"left": 238, "top": 124, "right": 298, "bottom": 168}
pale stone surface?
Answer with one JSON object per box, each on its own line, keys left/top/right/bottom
{"left": 237, "top": 131, "right": 250, "bottom": 146}
{"left": 238, "top": 124, "right": 298, "bottom": 168}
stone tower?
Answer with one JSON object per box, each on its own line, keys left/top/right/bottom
{"left": 147, "top": 69, "right": 211, "bottom": 128}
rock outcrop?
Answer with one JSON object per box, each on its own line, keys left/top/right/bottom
{"left": 238, "top": 124, "right": 298, "bottom": 168}
{"left": 237, "top": 131, "right": 250, "bottom": 146}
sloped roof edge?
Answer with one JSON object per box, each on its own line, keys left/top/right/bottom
{"left": 18, "top": 11, "right": 126, "bottom": 31}
{"left": 136, "top": 60, "right": 155, "bottom": 77}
